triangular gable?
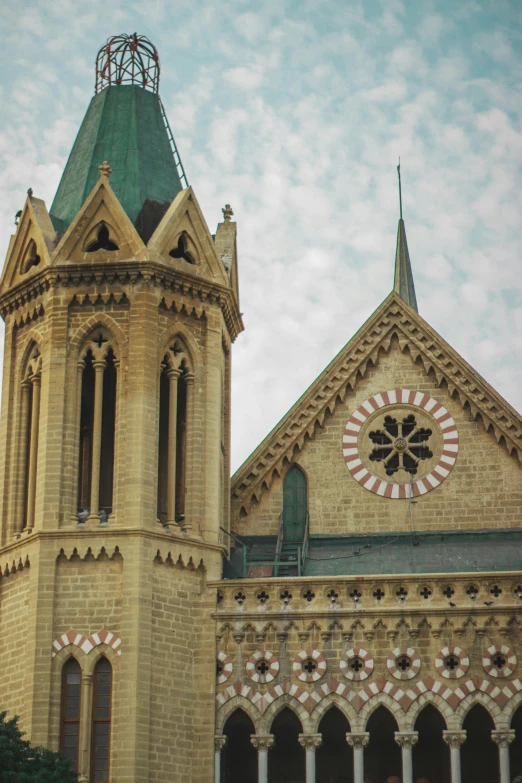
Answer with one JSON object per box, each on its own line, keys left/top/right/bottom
{"left": 1, "top": 196, "right": 56, "bottom": 292}
{"left": 232, "top": 292, "right": 522, "bottom": 509}
{"left": 147, "top": 186, "right": 229, "bottom": 286}
{"left": 52, "top": 172, "right": 147, "bottom": 264}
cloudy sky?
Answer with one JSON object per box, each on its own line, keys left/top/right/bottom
{"left": 1, "top": 0, "right": 522, "bottom": 472}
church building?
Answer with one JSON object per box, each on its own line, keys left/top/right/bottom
{"left": 0, "top": 32, "right": 521, "bottom": 783}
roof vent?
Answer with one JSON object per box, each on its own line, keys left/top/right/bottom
{"left": 95, "top": 33, "right": 160, "bottom": 94}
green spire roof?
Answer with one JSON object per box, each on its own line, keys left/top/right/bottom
{"left": 50, "top": 85, "right": 184, "bottom": 241}
{"left": 393, "top": 218, "right": 418, "bottom": 312}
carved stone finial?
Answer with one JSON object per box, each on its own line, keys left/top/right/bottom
{"left": 395, "top": 732, "right": 419, "bottom": 750}
{"left": 222, "top": 204, "right": 234, "bottom": 222}
{"left": 99, "top": 161, "right": 112, "bottom": 178}
{"left": 346, "top": 733, "right": 370, "bottom": 750}
{"left": 298, "top": 734, "right": 323, "bottom": 751}
{"left": 250, "top": 734, "right": 275, "bottom": 751}
{"left": 27, "top": 188, "right": 33, "bottom": 198}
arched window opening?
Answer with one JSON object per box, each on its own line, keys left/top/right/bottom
{"left": 283, "top": 465, "right": 307, "bottom": 542}
{"left": 317, "top": 707, "right": 352, "bottom": 783}
{"left": 91, "top": 657, "right": 112, "bottom": 783}
{"left": 169, "top": 232, "right": 195, "bottom": 264}
{"left": 461, "top": 705, "right": 497, "bottom": 783}
{"left": 17, "top": 344, "right": 42, "bottom": 532}
{"left": 222, "top": 709, "right": 257, "bottom": 783}
{"left": 413, "top": 705, "right": 449, "bottom": 783}
{"left": 510, "top": 705, "right": 522, "bottom": 780}
{"left": 21, "top": 239, "right": 41, "bottom": 274}
{"left": 86, "top": 223, "right": 119, "bottom": 252}
{"left": 269, "top": 708, "right": 304, "bottom": 783}
{"left": 364, "top": 706, "right": 401, "bottom": 783}
{"left": 157, "top": 341, "right": 193, "bottom": 530}
{"left": 77, "top": 332, "right": 118, "bottom": 523}
{"left": 60, "top": 658, "right": 81, "bottom": 773}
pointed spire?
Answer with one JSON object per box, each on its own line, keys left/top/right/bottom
{"left": 393, "top": 161, "right": 418, "bottom": 312}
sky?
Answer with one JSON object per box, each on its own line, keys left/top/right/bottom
{"left": 1, "top": 0, "right": 522, "bottom": 473}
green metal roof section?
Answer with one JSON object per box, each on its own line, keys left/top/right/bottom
{"left": 50, "top": 85, "right": 184, "bottom": 240}
{"left": 393, "top": 218, "right": 418, "bottom": 312}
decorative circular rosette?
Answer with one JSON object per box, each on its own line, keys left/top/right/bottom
{"left": 293, "top": 649, "right": 327, "bottom": 682}
{"left": 343, "top": 389, "right": 458, "bottom": 498}
{"left": 482, "top": 645, "right": 517, "bottom": 679}
{"left": 340, "top": 647, "right": 374, "bottom": 682}
{"left": 387, "top": 647, "right": 421, "bottom": 680}
{"left": 435, "top": 645, "right": 469, "bottom": 679}
{"left": 246, "top": 650, "right": 279, "bottom": 684}
{"left": 216, "top": 651, "right": 233, "bottom": 685}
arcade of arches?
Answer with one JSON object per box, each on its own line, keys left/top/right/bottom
{"left": 216, "top": 704, "right": 522, "bottom": 783}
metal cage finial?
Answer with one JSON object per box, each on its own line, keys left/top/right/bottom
{"left": 95, "top": 33, "right": 160, "bottom": 94}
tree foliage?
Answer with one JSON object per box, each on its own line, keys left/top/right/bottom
{"left": 0, "top": 712, "right": 77, "bottom": 783}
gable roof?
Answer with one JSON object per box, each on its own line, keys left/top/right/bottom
{"left": 232, "top": 292, "right": 522, "bottom": 511}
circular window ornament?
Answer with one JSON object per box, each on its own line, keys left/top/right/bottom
{"left": 216, "top": 651, "right": 233, "bottom": 684}
{"left": 387, "top": 647, "right": 421, "bottom": 680}
{"left": 246, "top": 650, "right": 279, "bottom": 684}
{"left": 340, "top": 647, "right": 374, "bottom": 681}
{"left": 435, "top": 646, "right": 469, "bottom": 679}
{"left": 483, "top": 645, "right": 517, "bottom": 678}
{"left": 293, "top": 649, "right": 327, "bottom": 682}
{"left": 343, "top": 390, "right": 459, "bottom": 498}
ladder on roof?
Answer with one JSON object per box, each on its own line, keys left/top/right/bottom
{"left": 159, "top": 97, "right": 189, "bottom": 190}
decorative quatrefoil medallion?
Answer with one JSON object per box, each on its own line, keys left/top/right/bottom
{"left": 343, "top": 390, "right": 459, "bottom": 498}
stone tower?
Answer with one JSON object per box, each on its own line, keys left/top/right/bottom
{"left": 0, "top": 33, "right": 242, "bottom": 783}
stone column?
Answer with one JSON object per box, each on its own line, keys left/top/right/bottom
{"left": 16, "top": 380, "right": 32, "bottom": 533}
{"left": 26, "top": 373, "right": 41, "bottom": 531}
{"left": 214, "top": 735, "right": 227, "bottom": 783}
{"left": 298, "top": 734, "right": 322, "bottom": 783}
{"left": 78, "top": 672, "right": 93, "bottom": 783}
{"left": 492, "top": 730, "right": 515, "bottom": 783}
{"left": 250, "top": 735, "right": 275, "bottom": 783}
{"left": 395, "top": 732, "right": 418, "bottom": 783}
{"left": 110, "top": 358, "right": 120, "bottom": 523}
{"left": 87, "top": 359, "right": 106, "bottom": 523}
{"left": 346, "top": 733, "right": 370, "bottom": 783}
{"left": 166, "top": 368, "right": 181, "bottom": 528}
{"left": 443, "top": 730, "right": 466, "bottom": 783}
{"left": 70, "top": 360, "right": 85, "bottom": 524}
{"left": 183, "top": 372, "right": 195, "bottom": 534}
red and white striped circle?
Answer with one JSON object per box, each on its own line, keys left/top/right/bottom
{"left": 387, "top": 647, "right": 421, "bottom": 680}
{"left": 343, "top": 389, "right": 459, "bottom": 498}
{"left": 246, "top": 650, "right": 279, "bottom": 683}
{"left": 482, "top": 645, "right": 517, "bottom": 679}
{"left": 435, "top": 646, "right": 469, "bottom": 679}
{"left": 217, "top": 651, "right": 233, "bottom": 684}
{"left": 293, "top": 649, "right": 327, "bottom": 682}
{"left": 340, "top": 647, "right": 374, "bottom": 681}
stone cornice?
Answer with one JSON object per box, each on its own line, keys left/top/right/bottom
{"left": 0, "top": 260, "right": 244, "bottom": 341}
{"left": 232, "top": 293, "right": 522, "bottom": 511}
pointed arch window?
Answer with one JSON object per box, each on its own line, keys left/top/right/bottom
{"left": 91, "top": 657, "right": 112, "bottom": 783}
{"left": 77, "top": 330, "right": 118, "bottom": 523}
{"left": 157, "top": 340, "right": 194, "bottom": 531}
{"left": 282, "top": 465, "right": 307, "bottom": 543}
{"left": 60, "top": 658, "right": 82, "bottom": 773}
{"left": 17, "top": 344, "right": 42, "bottom": 532}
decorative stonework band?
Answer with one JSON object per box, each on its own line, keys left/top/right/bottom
{"left": 217, "top": 651, "right": 234, "bottom": 684}
{"left": 246, "top": 650, "right": 279, "bottom": 683}
{"left": 435, "top": 646, "right": 469, "bottom": 679}
{"left": 387, "top": 647, "right": 421, "bottom": 680}
{"left": 343, "top": 389, "right": 459, "bottom": 498}
{"left": 340, "top": 648, "right": 374, "bottom": 682}
{"left": 483, "top": 645, "right": 517, "bottom": 679}
{"left": 51, "top": 629, "right": 122, "bottom": 658}
{"left": 293, "top": 649, "right": 327, "bottom": 682}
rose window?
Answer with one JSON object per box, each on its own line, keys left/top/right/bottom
{"left": 435, "top": 646, "right": 469, "bottom": 679}
{"left": 387, "top": 647, "right": 421, "bottom": 680}
{"left": 483, "top": 645, "right": 517, "bottom": 678}
{"left": 340, "top": 648, "right": 374, "bottom": 682}
{"left": 369, "top": 414, "right": 433, "bottom": 476}
{"left": 302, "top": 658, "right": 317, "bottom": 675}
{"left": 343, "top": 390, "right": 459, "bottom": 499}
{"left": 246, "top": 651, "right": 279, "bottom": 683}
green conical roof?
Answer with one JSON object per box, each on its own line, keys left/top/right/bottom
{"left": 50, "top": 85, "right": 184, "bottom": 241}
{"left": 393, "top": 218, "right": 418, "bottom": 312}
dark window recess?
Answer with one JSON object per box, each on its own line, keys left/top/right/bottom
{"left": 302, "top": 657, "right": 317, "bottom": 675}
{"left": 369, "top": 414, "right": 432, "bottom": 476}
{"left": 444, "top": 654, "right": 460, "bottom": 671}
{"left": 442, "top": 585, "right": 455, "bottom": 599}
{"left": 373, "top": 588, "right": 385, "bottom": 601}
{"left": 91, "top": 658, "right": 112, "bottom": 783}
{"left": 86, "top": 223, "right": 119, "bottom": 252}
{"left": 396, "top": 587, "right": 408, "bottom": 600}
{"left": 303, "top": 589, "right": 315, "bottom": 602}
{"left": 490, "top": 585, "right": 502, "bottom": 598}
{"left": 420, "top": 586, "right": 432, "bottom": 599}
{"left": 256, "top": 591, "right": 269, "bottom": 605}
{"left": 60, "top": 658, "right": 81, "bottom": 772}
{"left": 169, "top": 233, "right": 195, "bottom": 263}
{"left": 255, "top": 659, "right": 270, "bottom": 676}
{"left": 350, "top": 656, "right": 364, "bottom": 672}
{"left": 492, "top": 653, "right": 507, "bottom": 669}
{"left": 396, "top": 655, "right": 411, "bottom": 672}
{"left": 217, "top": 660, "right": 224, "bottom": 677}
{"left": 217, "top": 591, "right": 223, "bottom": 604}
